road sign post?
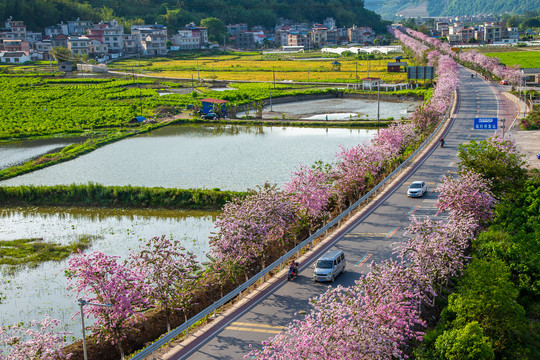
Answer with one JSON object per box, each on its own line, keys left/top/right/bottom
{"left": 474, "top": 117, "right": 498, "bottom": 130}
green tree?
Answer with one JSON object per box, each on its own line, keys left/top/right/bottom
{"left": 457, "top": 137, "right": 527, "bottom": 198}
{"left": 435, "top": 322, "right": 495, "bottom": 360}
{"left": 200, "top": 17, "right": 227, "bottom": 43}
{"left": 448, "top": 258, "right": 526, "bottom": 354}
{"left": 50, "top": 47, "right": 73, "bottom": 62}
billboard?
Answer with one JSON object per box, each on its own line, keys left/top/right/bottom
{"left": 407, "top": 66, "right": 435, "bottom": 80}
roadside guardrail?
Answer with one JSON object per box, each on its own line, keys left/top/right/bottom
{"left": 130, "top": 92, "right": 455, "bottom": 360}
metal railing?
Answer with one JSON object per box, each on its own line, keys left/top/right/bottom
{"left": 130, "top": 95, "right": 454, "bottom": 360}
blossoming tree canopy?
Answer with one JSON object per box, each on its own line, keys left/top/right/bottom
{"left": 0, "top": 315, "right": 71, "bottom": 360}
{"left": 65, "top": 250, "right": 148, "bottom": 359}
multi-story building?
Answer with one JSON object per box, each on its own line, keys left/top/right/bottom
{"left": 507, "top": 27, "right": 519, "bottom": 40}
{"left": 123, "top": 34, "right": 138, "bottom": 54}
{"left": 288, "top": 32, "right": 311, "bottom": 48}
{"left": 227, "top": 24, "right": 248, "bottom": 36}
{"left": 236, "top": 31, "right": 255, "bottom": 49}
{"left": 436, "top": 22, "right": 450, "bottom": 37}
{"left": 140, "top": 33, "right": 167, "bottom": 55}
{"left": 180, "top": 23, "right": 208, "bottom": 47}
{"left": 311, "top": 27, "right": 328, "bottom": 48}
{"left": 102, "top": 22, "right": 124, "bottom": 55}
{"left": 67, "top": 19, "right": 93, "bottom": 35}
{"left": 35, "top": 39, "right": 52, "bottom": 53}
{"left": 323, "top": 17, "right": 336, "bottom": 30}
{"left": 3, "top": 39, "right": 30, "bottom": 52}
{"left": 348, "top": 26, "right": 374, "bottom": 44}
{"left": 275, "top": 29, "right": 290, "bottom": 47}
{"left": 483, "top": 22, "right": 504, "bottom": 43}
{"left": 45, "top": 23, "right": 68, "bottom": 37}
{"left": 326, "top": 29, "right": 339, "bottom": 46}
{"left": 5, "top": 19, "right": 26, "bottom": 39}
{"left": 171, "top": 29, "right": 201, "bottom": 50}
{"left": 67, "top": 36, "right": 89, "bottom": 55}
{"left": 88, "top": 39, "right": 108, "bottom": 58}
{"left": 51, "top": 34, "right": 68, "bottom": 48}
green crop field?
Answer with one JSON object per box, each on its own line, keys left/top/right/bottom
{"left": 484, "top": 50, "right": 540, "bottom": 68}
{"left": 0, "top": 74, "right": 331, "bottom": 139}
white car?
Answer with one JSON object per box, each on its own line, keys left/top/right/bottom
{"left": 407, "top": 181, "right": 427, "bottom": 197}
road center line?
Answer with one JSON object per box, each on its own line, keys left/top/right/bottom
{"left": 225, "top": 326, "right": 283, "bottom": 334}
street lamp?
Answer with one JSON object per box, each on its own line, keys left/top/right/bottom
{"left": 377, "top": 81, "right": 380, "bottom": 132}
{"left": 78, "top": 299, "right": 112, "bottom": 360}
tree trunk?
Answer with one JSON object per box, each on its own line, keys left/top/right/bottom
{"left": 118, "top": 343, "right": 125, "bottom": 360}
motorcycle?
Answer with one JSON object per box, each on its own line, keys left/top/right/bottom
{"left": 287, "top": 262, "right": 299, "bottom": 281}
{"left": 440, "top": 139, "right": 445, "bottom": 148}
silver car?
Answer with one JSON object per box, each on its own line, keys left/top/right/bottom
{"left": 407, "top": 181, "right": 427, "bottom": 197}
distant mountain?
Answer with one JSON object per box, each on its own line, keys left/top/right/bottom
{"left": 366, "top": 0, "right": 537, "bottom": 20}
{"left": 0, "top": 0, "right": 387, "bottom": 33}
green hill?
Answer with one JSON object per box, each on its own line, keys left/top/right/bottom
{"left": 366, "top": 0, "right": 539, "bottom": 20}
{"left": 0, "top": 0, "right": 387, "bottom": 33}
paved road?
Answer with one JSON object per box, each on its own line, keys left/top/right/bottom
{"left": 163, "top": 65, "right": 516, "bottom": 360}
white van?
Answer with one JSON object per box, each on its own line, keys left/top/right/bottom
{"left": 313, "top": 249, "right": 346, "bottom": 282}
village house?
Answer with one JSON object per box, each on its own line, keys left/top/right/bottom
{"left": 0, "top": 51, "right": 30, "bottom": 63}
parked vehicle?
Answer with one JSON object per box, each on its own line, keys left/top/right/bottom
{"left": 407, "top": 181, "right": 427, "bottom": 198}
{"left": 202, "top": 112, "right": 218, "bottom": 120}
{"left": 500, "top": 80, "right": 509, "bottom": 85}
{"left": 313, "top": 249, "right": 346, "bottom": 282}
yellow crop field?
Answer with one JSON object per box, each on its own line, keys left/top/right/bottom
{"left": 111, "top": 54, "right": 409, "bottom": 84}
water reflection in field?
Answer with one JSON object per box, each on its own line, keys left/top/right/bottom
{"left": 1, "top": 125, "right": 375, "bottom": 191}
{"left": 0, "top": 137, "right": 86, "bottom": 170}
{"left": 0, "top": 206, "right": 218, "bottom": 339}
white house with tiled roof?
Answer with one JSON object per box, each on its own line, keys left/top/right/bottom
{"left": 0, "top": 51, "right": 30, "bottom": 63}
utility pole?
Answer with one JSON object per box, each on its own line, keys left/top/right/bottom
{"left": 367, "top": 55, "right": 370, "bottom": 78}
{"left": 273, "top": 66, "right": 276, "bottom": 89}
{"left": 139, "top": 84, "right": 143, "bottom": 115}
{"left": 197, "top": 59, "right": 200, "bottom": 82}
{"left": 355, "top": 62, "right": 358, "bottom": 79}
{"left": 377, "top": 82, "right": 380, "bottom": 132}
{"left": 269, "top": 86, "right": 273, "bottom": 112}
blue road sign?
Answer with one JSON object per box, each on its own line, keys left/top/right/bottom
{"left": 474, "top": 117, "right": 498, "bottom": 130}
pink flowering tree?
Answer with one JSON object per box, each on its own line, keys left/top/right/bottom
{"left": 247, "top": 279, "right": 425, "bottom": 359}
{"left": 284, "top": 163, "right": 332, "bottom": 231}
{"left": 372, "top": 121, "right": 418, "bottom": 156}
{"left": 0, "top": 316, "right": 71, "bottom": 360}
{"left": 400, "top": 216, "right": 478, "bottom": 299}
{"left": 65, "top": 250, "right": 148, "bottom": 359}
{"left": 129, "top": 235, "right": 201, "bottom": 331}
{"left": 332, "top": 144, "right": 382, "bottom": 207}
{"left": 435, "top": 170, "right": 497, "bottom": 224}
{"left": 209, "top": 183, "right": 300, "bottom": 279}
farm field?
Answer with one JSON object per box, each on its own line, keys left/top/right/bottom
{"left": 0, "top": 74, "right": 343, "bottom": 140}
{"left": 108, "top": 52, "right": 410, "bottom": 83}
{"left": 481, "top": 48, "right": 540, "bottom": 68}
